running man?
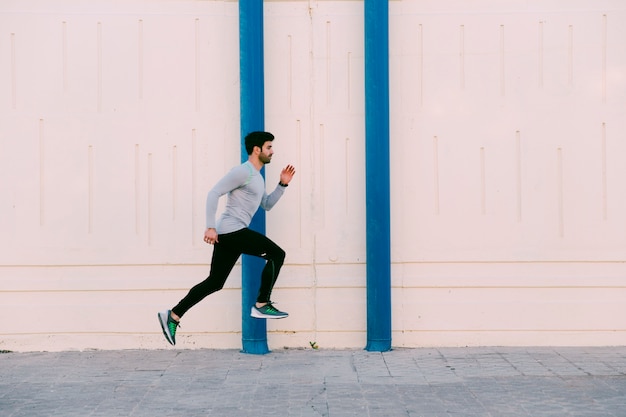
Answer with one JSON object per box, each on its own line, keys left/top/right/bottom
{"left": 158, "top": 131, "right": 296, "bottom": 345}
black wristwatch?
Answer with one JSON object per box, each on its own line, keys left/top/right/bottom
{"left": 278, "top": 181, "right": 288, "bottom": 187}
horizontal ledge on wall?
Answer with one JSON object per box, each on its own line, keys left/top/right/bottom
{"left": 396, "top": 329, "right": 626, "bottom": 333}
{"left": 0, "top": 331, "right": 242, "bottom": 337}
{"left": 2, "top": 284, "right": 625, "bottom": 293}
{"left": 2, "top": 260, "right": 626, "bottom": 268}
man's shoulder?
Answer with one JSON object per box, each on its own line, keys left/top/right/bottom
{"left": 225, "top": 162, "right": 249, "bottom": 175}
{"left": 225, "top": 162, "right": 257, "bottom": 186}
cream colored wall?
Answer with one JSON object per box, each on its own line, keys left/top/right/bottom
{"left": 1, "top": 0, "right": 625, "bottom": 352}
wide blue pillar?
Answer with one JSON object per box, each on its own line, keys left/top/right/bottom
{"left": 239, "top": 0, "right": 269, "bottom": 354}
{"left": 364, "top": 0, "right": 392, "bottom": 352}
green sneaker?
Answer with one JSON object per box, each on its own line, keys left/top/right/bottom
{"left": 158, "top": 310, "right": 179, "bottom": 345}
{"left": 251, "top": 302, "right": 288, "bottom": 319}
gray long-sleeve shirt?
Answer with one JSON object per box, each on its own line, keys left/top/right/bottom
{"left": 205, "top": 161, "right": 285, "bottom": 234}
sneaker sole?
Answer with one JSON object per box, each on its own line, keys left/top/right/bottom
{"left": 250, "top": 307, "right": 288, "bottom": 319}
{"left": 157, "top": 311, "right": 175, "bottom": 345}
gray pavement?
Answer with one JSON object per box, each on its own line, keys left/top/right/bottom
{"left": 1, "top": 347, "right": 626, "bottom": 417}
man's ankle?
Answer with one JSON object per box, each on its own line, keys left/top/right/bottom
{"left": 255, "top": 302, "right": 267, "bottom": 308}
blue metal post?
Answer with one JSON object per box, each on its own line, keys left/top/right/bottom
{"left": 239, "top": 0, "right": 269, "bottom": 354}
{"left": 364, "top": 0, "right": 392, "bottom": 352}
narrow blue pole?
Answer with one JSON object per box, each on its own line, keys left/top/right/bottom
{"left": 364, "top": 0, "right": 392, "bottom": 352}
{"left": 239, "top": 0, "right": 269, "bottom": 354}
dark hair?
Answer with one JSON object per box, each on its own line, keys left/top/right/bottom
{"left": 244, "top": 131, "right": 274, "bottom": 155}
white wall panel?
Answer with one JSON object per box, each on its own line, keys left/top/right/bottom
{"left": 391, "top": 3, "right": 626, "bottom": 264}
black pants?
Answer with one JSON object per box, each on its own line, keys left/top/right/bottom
{"left": 172, "top": 228, "right": 285, "bottom": 318}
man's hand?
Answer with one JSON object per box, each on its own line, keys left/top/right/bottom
{"left": 280, "top": 164, "right": 296, "bottom": 185}
{"left": 204, "top": 228, "right": 218, "bottom": 245}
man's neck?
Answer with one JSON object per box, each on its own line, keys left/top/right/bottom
{"left": 248, "top": 156, "right": 264, "bottom": 171}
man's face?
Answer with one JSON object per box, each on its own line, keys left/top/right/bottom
{"left": 258, "top": 141, "right": 274, "bottom": 164}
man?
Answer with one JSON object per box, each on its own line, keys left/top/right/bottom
{"left": 158, "top": 131, "right": 296, "bottom": 346}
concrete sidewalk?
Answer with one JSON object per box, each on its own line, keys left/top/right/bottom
{"left": 1, "top": 347, "right": 625, "bottom": 416}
